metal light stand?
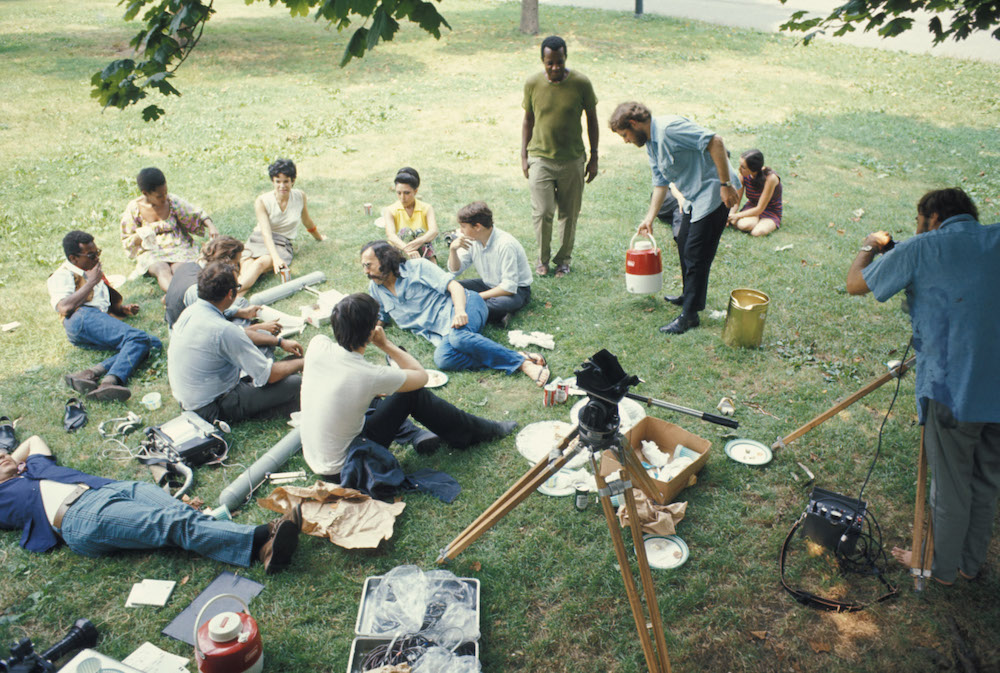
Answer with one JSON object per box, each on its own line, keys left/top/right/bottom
{"left": 438, "top": 392, "right": 737, "bottom": 673}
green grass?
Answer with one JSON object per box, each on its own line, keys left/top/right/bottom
{"left": 2, "top": 0, "right": 999, "bottom": 671}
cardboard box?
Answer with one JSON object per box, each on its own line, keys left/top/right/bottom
{"left": 599, "top": 416, "right": 711, "bottom": 505}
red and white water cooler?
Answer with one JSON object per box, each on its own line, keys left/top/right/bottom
{"left": 194, "top": 594, "right": 264, "bottom": 673}
{"left": 625, "top": 233, "right": 663, "bottom": 294}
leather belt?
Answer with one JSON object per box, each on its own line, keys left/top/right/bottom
{"left": 52, "top": 484, "right": 91, "bottom": 531}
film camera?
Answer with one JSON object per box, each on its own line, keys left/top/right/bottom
{"left": 574, "top": 350, "right": 641, "bottom": 449}
{"left": 0, "top": 619, "right": 98, "bottom": 673}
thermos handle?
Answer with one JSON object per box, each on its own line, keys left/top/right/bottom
{"left": 629, "top": 232, "right": 658, "bottom": 252}
{"left": 194, "top": 593, "right": 251, "bottom": 658}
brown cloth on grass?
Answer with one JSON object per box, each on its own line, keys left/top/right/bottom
{"left": 616, "top": 490, "right": 687, "bottom": 536}
{"left": 258, "top": 481, "right": 405, "bottom": 549}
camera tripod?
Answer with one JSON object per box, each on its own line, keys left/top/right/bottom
{"left": 438, "top": 380, "right": 738, "bottom": 673}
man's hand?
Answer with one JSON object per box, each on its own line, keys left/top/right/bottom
{"left": 84, "top": 261, "right": 104, "bottom": 287}
{"left": 866, "top": 231, "right": 894, "bottom": 253}
{"left": 721, "top": 184, "right": 739, "bottom": 209}
{"left": 370, "top": 325, "right": 390, "bottom": 350}
{"left": 279, "top": 339, "right": 303, "bottom": 357}
{"left": 449, "top": 233, "right": 472, "bottom": 252}
{"left": 521, "top": 155, "right": 530, "bottom": 179}
{"left": 585, "top": 155, "right": 599, "bottom": 183}
{"left": 235, "top": 305, "right": 262, "bottom": 320}
{"left": 253, "top": 320, "right": 281, "bottom": 336}
{"left": 272, "top": 259, "right": 286, "bottom": 276}
{"left": 637, "top": 220, "right": 654, "bottom": 238}
{"left": 402, "top": 239, "right": 422, "bottom": 254}
{"left": 452, "top": 310, "right": 469, "bottom": 328}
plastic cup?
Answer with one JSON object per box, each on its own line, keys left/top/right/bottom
{"left": 141, "top": 392, "right": 161, "bottom": 411}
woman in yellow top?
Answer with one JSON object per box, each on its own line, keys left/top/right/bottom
{"left": 380, "top": 167, "right": 438, "bottom": 262}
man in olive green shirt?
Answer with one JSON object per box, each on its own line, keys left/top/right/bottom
{"left": 521, "top": 35, "right": 599, "bottom": 278}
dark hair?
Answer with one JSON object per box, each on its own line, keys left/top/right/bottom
{"left": 330, "top": 293, "right": 380, "bottom": 352}
{"left": 268, "top": 158, "right": 297, "bottom": 181}
{"left": 540, "top": 35, "right": 567, "bottom": 58}
{"left": 360, "top": 240, "right": 407, "bottom": 278}
{"left": 917, "top": 188, "right": 978, "bottom": 223}
{"left": 740, "top": 149, "right": 773, "bottom": 191}
{"left": 197, "top": 262, "right": 239, "bottom": 302}
{"left": 137, "top": 167, "right": 166, "bottom": 193}
{"left": 394, "top": 167, "right": 420, "bottom": 189}
{"left": 457, "top": 201, "right": 493, "bottom": 229}
{"left": 609, "top": 102, "right": 651, "bottom": 132}
{"left": 202, "top": 235, "right": 244, "bottom": 264}
{"left": 62, "top": 230, "right": 94, "bottom": 259}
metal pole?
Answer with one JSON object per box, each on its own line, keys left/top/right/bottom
{"left": 635, "top": 0, "right": 643, "bottom": 17}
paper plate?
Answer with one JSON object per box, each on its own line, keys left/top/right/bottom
{"left": 105, "top": 274, "right": 126, "bottom": 289}
{"left": 641, "top": 534, "right": 689, "bottom": 569}
{"left": 724, "top": 438, "right": 773, "bottom": 466}
{"left": 516, "top": 421, "right": 588, "bottom": 469}
{"left": 536, "top": 468, "right": 590, "bottom": 497}
{"left": 424, "top": 369, "right": 449, "bottom": 388}
{"left": 569, "top": 397, "right": 646, "bottom": 434}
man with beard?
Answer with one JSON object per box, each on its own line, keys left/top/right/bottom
{"left": 609, "top": 102, "right": 739, "bottom": 335}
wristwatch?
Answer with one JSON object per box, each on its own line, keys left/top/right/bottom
{"left": 860, "top": 244, "right": 875, "bottom": 252}
{"left": 720, "top": 181, "right": 732, "bottom": 188}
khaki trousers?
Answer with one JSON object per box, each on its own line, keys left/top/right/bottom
{"left": 528, "top": 155, "right": 585, "bottom": 267}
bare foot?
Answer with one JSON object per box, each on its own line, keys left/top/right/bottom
{"left": 891, "top": 546, "right": 912, "bottom": 566}
{"left": 959, "top": 569, "right": 977, "bottom": 581}
{"left": 520, "top": 360, "right": 550, "bottom": 387}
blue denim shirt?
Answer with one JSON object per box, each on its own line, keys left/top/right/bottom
{"left": 0, "top": 455, "right": 112, "bottom": 553}
{"left": 863, "top": 214, "right": 1000, "bottom": 423}
{"left": 368, "top": 259, "right": 474, "bottom": 346}
{"left": 646, "top": 116, "right": 739, "bottom": 222}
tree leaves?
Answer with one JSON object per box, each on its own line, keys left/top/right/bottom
{"left": 93, "top": 0, "right": 451, "bottom": 119}
{"left": 778, "top": 0, "right": 1000, "bottom": 45}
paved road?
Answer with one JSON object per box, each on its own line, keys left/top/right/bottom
{"left": 540, "top": 0, "right": 999, "bottom": 63}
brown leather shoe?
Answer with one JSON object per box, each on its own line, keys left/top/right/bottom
{"left": 65, "top": 367, "right": 105, "bottom": 394}
{"left": 86, "top": 382, "right": 131, "bottom": 402}
{"left": 259, "top": 519, "right": 298, "bottom": 574}
{"left": 266, "top": 504, "right": 303, "bottom": 536}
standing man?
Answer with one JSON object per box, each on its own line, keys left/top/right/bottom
{"left": 447, "top": 201, "right": 533, "bottom": 327}
{"left": 168, "top": 262, "right": 304, "bottom": 425}
{"left": 846, "top": 188, "right": 1000, "bottom": 586}
{"left": 610, "top": 102, "right": 740, "bottom": 334}
{"left": 300, "top": 293, "right": 518, "bottom": 480}
{"left": 521, "top": 35, "right": 599, "bottom": 279}
{"left": 48, "top": 231, "right": 161, "bottom": 401}
{"left": 361, "top": 241, "right": 549, "bottom": 386}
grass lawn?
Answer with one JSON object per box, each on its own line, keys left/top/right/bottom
{"left": 1, "top": 0, "right": 999, "bottom": 671}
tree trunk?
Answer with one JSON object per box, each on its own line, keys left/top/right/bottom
{"left": 520, "top": 0, "right": 539, "bottom": 35}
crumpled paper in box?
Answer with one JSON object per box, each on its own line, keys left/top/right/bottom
{"left": 258, "top": 481, "right": 405, "bottom": 549}
{"left": 616, "top": 489, "right": 687, "bottom": 536}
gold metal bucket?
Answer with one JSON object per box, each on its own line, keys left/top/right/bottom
{"left": 722, "top": 288, "right": 769, "bottom": 348}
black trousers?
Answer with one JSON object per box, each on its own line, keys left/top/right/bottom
{"left": 363, "top": 388, "right": 495, "bottom": 450}
{"left": 673, "top": 202, "right": 729, "bottom": 315}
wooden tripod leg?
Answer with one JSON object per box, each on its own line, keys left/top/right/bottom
{"left": 623, "top": 482, "right": 671, "bottom": 673}
{"left": 438, "top": 438, "right": 581, "bottom": 563}
{"left": 911, "top": 427, "right": 934, "bottom": 589}
{"left": 593, "top": 457, "right": 663, "bottom": 673}
{"left": 772, "top": 356, "right": 916, "bottom": 451}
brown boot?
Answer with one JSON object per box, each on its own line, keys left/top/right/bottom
{"left": 64, "top": 367, "right": 106, "bottom": 394}
{"left": 266, "top": 503, "right": 303, "bottom": 536}
{"left": 258, "top": 519, "right": 298, "bottom": 574}
{"left": 86, "top": 380, "right": 131, "bottom": 402}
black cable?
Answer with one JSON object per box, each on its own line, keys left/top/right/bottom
{"left": 857, "top": 339, "right": 912, "bottom": 505}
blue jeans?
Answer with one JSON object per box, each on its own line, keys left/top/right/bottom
{"left": 458, "top": 278, "right": 531, "bottom": 323}
{"left": 432, "top": 294, "right": 524, "bottom": 373}
{"left": 60, "top": 481, "right": 255, "bottom": 567}
{"left": 63, "top": 306, "right": 161, "bottom": 384}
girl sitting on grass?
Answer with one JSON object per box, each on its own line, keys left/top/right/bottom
{"left": 238, "top": 158, "right": 325, "bottom": 294}
{"left": 379, "top": 167, "right": 439, "bottom": 262}
{"left": 728, "top": 149, "right": 782, "bottom": 237}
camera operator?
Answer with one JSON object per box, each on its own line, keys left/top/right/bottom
{"left": 846, "top": 187, "right": 1000, "bottom": 586}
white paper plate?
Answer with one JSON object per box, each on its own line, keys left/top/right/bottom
{"left": 424, "top": 369, "right": 448, "bottom": 388}
{"left": 642, "top": 534, "right": 689, "bottom": 569}
{"left": 536, "top": 468, "right": 590, "bottom": 497}
{"left": 516, "top": 421, "right": 589, "bottom": 469}
{"left": 569, "top": 397, "right": 646, "bottom": 434}
{"left": 105, "top": 274, "right": 126, "bottom": 289}
{"left": 724, "top": 438, "right": 772, "bottom": 466}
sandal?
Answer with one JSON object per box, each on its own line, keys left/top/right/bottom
{"left": 535, "top": 262, "right": 549, "bottom": 276}
{"left": 64, "top": 398, "right": 88, "bottom": 433}
{"left": 0, "top": 416, "right": 16, "bottom": 451}
{"left": 522, "top": 361, "right": 550, "bottom": 387}
{"left": 518, "top": 351, "right": 547, "bottom": 367}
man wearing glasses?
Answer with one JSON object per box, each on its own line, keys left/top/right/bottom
{"left": 47, "top": 230, "right": 161, "bottom": 401}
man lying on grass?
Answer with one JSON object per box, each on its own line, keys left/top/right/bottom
{"left": 0, "top": 436, "right": 300, "bottom": 574}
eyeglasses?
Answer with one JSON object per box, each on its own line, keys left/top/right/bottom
{"left": 75, "top": 248, "right": 102, "bottom": 260}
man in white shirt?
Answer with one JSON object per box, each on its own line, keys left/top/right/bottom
{"left": 447, "top": 201, "right": 533, "bottom": 327}
{"left": 47, "top": 230, "right": 161, "bottom": 401}
{"left": 300, "top": 293, "right": 518, "bottom": 480}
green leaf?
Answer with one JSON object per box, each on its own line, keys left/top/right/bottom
{"left": 142, "top": 104, "right": 165, "bottom": 121}
{"left": 340, "top": 26, "right": 369, "bottom": 66}
{"left": 367, "top": 7, "right": 387, "bottom": 49}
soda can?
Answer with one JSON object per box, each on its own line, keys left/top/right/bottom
{"left": 279, "top": 267, "right": 291, "bottom": 283}
{"left": 574, "top": 483, "right": 590, "bottom": 511}
{"left": 364, "top": 203, "right": 373, "bottom": 216}
{"left": 543, "top": 382, "right": 557, "bottom": 406}
{"left": 555, "top": 381, "right": 569, "bottom": 404}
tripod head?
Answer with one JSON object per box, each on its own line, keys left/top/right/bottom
{"left": 574, "top": 350, "right": 640, "bottom": 450}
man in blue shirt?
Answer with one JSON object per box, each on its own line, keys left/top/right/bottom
{"left": 610, "top": 102, "right": 740, "bottom": 334}
{"left": 0, "top": 435, "right": 299, "bottom": 573}
{"left": 846, "top": 188, "right": 1000, "bottom": 586}
{"left": 361, "top": 241, "right": 549, "bottom": 386}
